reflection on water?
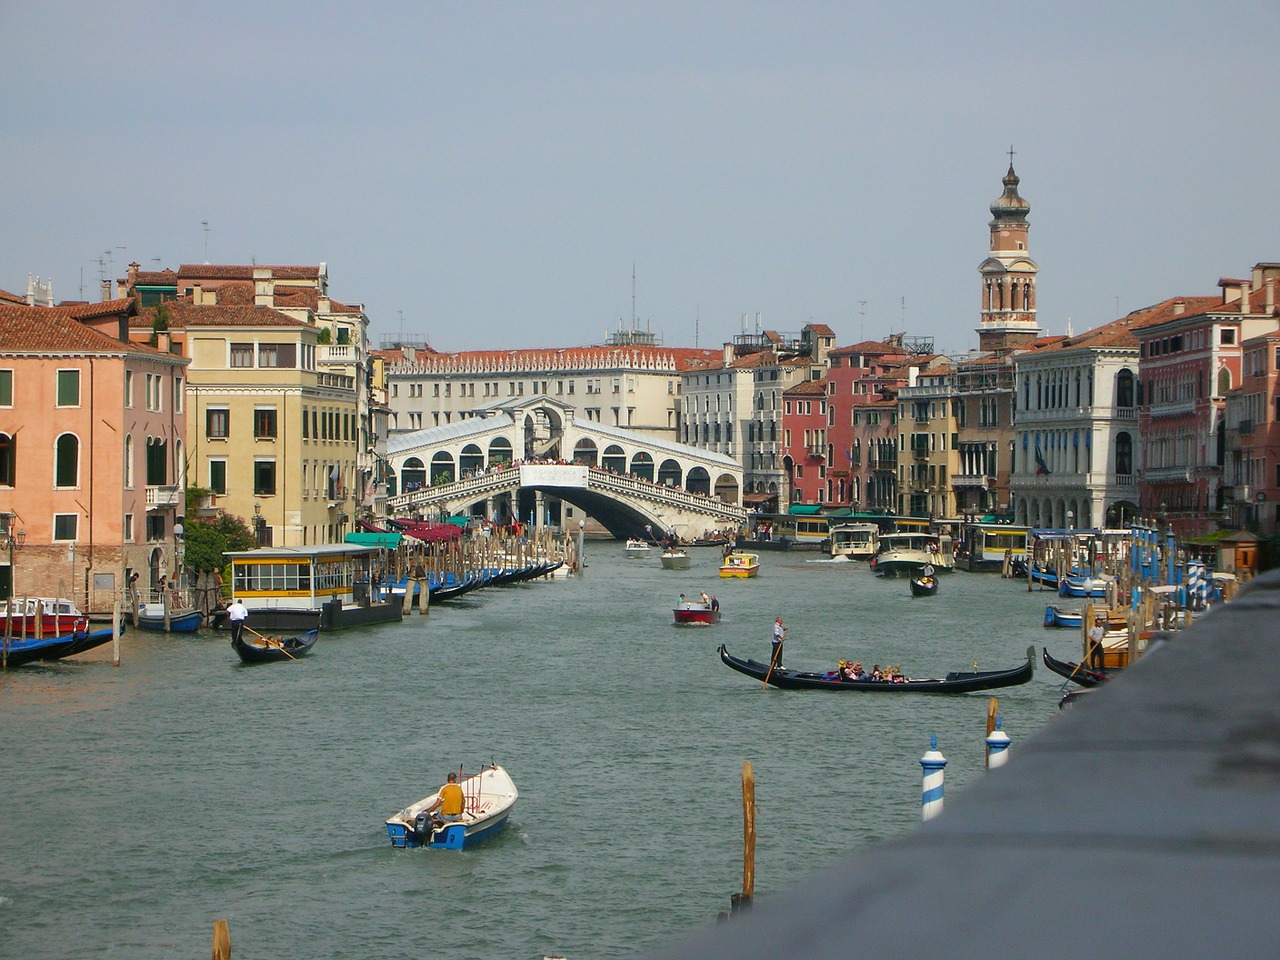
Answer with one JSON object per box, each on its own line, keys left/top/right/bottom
{"left": 0, "top": 545, "right": 1081, "bottom": 960}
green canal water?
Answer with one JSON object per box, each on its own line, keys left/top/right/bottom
{"left": 0, "top": 546, "right": 1085, "bottom": 960}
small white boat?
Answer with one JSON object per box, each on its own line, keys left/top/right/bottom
{"left": 386, "top": 764, "right": 518, "bottom": 849}
{"left": 660, "top": 548, "right": 691, "bottom": 570}
{"left": 624, "top": 539, "right": 652, "bottom": 558}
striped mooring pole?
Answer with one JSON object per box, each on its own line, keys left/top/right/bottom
{"left": 985, "top": 717, "right": 1011, "bottom": 769}
{"left": 920, "top": 733, "right": 947, "bottom": 821}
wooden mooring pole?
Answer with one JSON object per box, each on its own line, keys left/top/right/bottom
{"left": 212, "top": 919, "right": 230, "bottom": 960}
{"left": 725, "top": 760, "right": 755, "bottom": 919}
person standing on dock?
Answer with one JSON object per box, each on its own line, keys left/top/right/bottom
{"left": 770, "top": 617, "right": 788, "bottom": 669}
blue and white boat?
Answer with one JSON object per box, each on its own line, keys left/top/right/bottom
{"left": 385, "top": 764, "right": 518, "bottom": 850}
{"left": 1058, "top": 576, "right": 1108, "bottom": 599}
{"left": 1043, "top": 604, "right": 1084, "bottom": 629}
{"left": 135, "top": 603, "right": 204, "bottom": 633}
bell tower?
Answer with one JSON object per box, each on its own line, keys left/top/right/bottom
{"left": 977, "top": 151, "right": 1041, "bottom": 353}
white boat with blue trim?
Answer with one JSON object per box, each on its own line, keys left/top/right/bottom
{"left": 385, "top": 764, "right": 518, "bottom": 850}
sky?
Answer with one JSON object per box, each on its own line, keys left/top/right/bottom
{"left": 3, "top": 1, "right": 1277, "bottom": 355}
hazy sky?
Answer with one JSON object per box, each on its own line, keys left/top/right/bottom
{"left": 3, "top": 2, "right": 1277, "bottom": 354}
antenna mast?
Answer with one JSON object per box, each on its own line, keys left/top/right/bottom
{"left": 202, "top": 221, "right": 210, "bottom": 263}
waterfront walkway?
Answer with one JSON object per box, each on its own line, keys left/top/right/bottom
{"left": 649, "top": 569, "right": 1280, "bottom": 960}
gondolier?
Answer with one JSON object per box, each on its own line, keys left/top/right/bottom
{"left": 226, "top": 598, "right": 249, "bottom": 643}
{"left": 771, "top": 616, "right": 787, "bottom": 668}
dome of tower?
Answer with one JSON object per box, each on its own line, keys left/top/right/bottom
{"left": 989, "top": 164, "right": 1030, "bottom": 223}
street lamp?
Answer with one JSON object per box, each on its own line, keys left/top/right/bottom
{"left": 253, "top": 502, "right": 266, "bottom": 546}
{"left": 1066, "top": 510, "right": 1074, "bottom": 531}
{"left": 1, "top": 513, "right": 25, "bottom": 601}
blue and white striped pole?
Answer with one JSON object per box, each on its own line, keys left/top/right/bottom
{"left": 920, "top": 733, "right": 947, "bottom": 821}
{"left": 985, "top": 717, "right": 1011, "bottom": 770}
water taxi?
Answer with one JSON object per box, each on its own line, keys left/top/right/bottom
{"left": 829, "top": 523, "right": 879, "bottom": 560}
{"left": 660, "top": 547, "right": 691, "bottom": 570}
{"left": 719, "top": 552, "right": 760, "bottom": 578}
{"left": 955, "top": 523, "right": 1030, "bottom": 573}
{"left": 623, "top": 539, "right": 652, "bottom": 558}
{"left": 871, "top": 532, "right": 954, "bottom": 577}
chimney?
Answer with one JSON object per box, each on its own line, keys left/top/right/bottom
{"left": 723, "top": 342, "right": 734, "bottom": 364}
{"left": 908, "top": 366, "right": 919, "bottom": 387}
{"left": 101, "top": 279, "right": 112, "bottom": 302}
{"left": 253, "top": 267, "right": 274, "bottom": 307}
{"left": 1172, "top": 300, "right": 1186, "bottom": 315}
{"left": 1240, "top": 280, "right": 1252, "bottom": 314}
{"left": 192, "top": 283, "right": 203, "bottom": 306}
{"left": 1267, "top": 279, "right": 1276, "bottom": 315}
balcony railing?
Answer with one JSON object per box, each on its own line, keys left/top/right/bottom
{"left": 146, "top": 485, "right": 181, "bottom": 508}
{"left": 952, "top": 474, "right": 990, "bottom": 489}
{"left": 1141, "top": 466, "right": 1193, "bottom": 483}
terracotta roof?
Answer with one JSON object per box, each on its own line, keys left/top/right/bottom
{"left": 785, "top": 378, "right": 828, "bottom": 397}
{"left": 389, "top": 344, "right": 721, "bottom": 374}
{"left": 1128, "top": 295, "right": 1223, "bottom": 331}
{"left": 805, "top": 323, "right": 836, "bottom": 337}
{"left": 135, "top": 297, "right": 312, "bottom": 329}
{"left": 130, "top": 269, "right": 179, "bottom": 286}
{"left": 1036, "top": 320, "right": 1137, "bottom": 353}
{"left": 58, "top": 298, "right": 138, "bottom": 320}
{"left": 176, "top": 264, "right": 322, "bottom": 281}
{"left": 831, "top": 340, "right": 907, "bottom": 357}
{"left": 0, "top": 288, "right": 26, "bottom": 306}
{"left": 0, "top": 304, "right": 172, "bottom": 358}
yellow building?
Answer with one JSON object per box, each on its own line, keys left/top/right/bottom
{"left": 137, "top": 289, "right": 359, "bottom": 547}
{"left": 897, "top": 365, "right": 959, "bottom": 519}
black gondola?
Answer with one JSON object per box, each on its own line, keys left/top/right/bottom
{"left": 718, "top": 644, "right": 1035, "bottom": 693}
{"left": 231, "top": 629, "right": 318, "bottom": 664}
{"left": 909, "top": 575, "right": 938, "bottom": 597}
{"left": 1041, "top": 646, "right": 1111, "bottom": 687}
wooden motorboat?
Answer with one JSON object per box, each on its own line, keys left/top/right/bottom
{"left": 660, "top": 548, "right": 691, "bottom": 570}
{"left": 230, "top": 628, "right": 318, "bottom": 664}
{"left": 718, "top": 644, "right": 1035, "bottom": 693}
{"left": 1, "top": 625, "right": 118, "bottom": 669}
{"left": 673, "top": 602, "right": 720, "bottom": 625}
{"left": 135, "top": 604, "right": 204, "bottom": 632}
{"left": 386, "top": 764, "right": 518, "bottom": 849}
{"left": 1042, "top": 646, "right": 1111, "bottom": 687}
{"left": 871, "top": 533, "right": 954, "bottom": 577}
{"left": 1058, "top": 575, "right": 1108, "bottom": 599}
{"left": 719, "top": 552, "right": 760, "bottom": 578}
{"left": 0, "top": 597, "right": 86, "bottom": 637}
{"left": 1043, "top": 605, "right": 1083, "bottom": 629}
{"left": 624, "top": 539, "right": 652, "bottom": 559}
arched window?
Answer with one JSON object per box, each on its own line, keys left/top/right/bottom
{"left": 1116, "top": 369, "right": 1135, "bottom": 408}
{"left": 55, "top": 433, "right": 79, "bottom": 488}
{"left": 124, "top": 434, "right": 134, "bottom": 488}
{"left": 1115, "top": 432, "right": 1133, "bottom": 476}
{"left": 1217, "top": 367, "right": 1231, "bottom": 396}
{"left": 0, "top": 432, "right": 14, "bottom": 486}
{"left": 401, "top": 456, "right": 426, "bottom": 492}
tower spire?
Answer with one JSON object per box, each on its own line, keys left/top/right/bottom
{"left": 977, "top": 155, "right": 1040, "bottom": 354}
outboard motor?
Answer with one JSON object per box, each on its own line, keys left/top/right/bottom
{"left": 413, "top": 813, "right": 436, "bottom": 845}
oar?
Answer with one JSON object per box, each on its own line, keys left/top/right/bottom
{"left": 760, "top": 633, "right": 786, "bottom": 690}
{"left": 244, "top": 625, "right": 298, "bottom": 660}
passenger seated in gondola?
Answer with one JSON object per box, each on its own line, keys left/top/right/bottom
{"left": 870, "top": 665, "right": 882, "bottom": 681}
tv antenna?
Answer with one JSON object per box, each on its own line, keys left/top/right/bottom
{"left": 858, "top": 300, "right": 867, "bottom": 340}
{"left": 202, "top": 221, "right": 210, "bottom": 263}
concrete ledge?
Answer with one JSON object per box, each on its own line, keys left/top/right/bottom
{"left": 647, "top": 570, "right": 1280, "bottom": 960}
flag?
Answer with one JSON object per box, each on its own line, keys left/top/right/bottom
{"left": 1034, "top": 442, "right": 1050, "bottom": 476}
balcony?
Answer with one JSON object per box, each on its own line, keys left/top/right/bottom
{"left": 1238, "top": 419, "right": 1254, "bottom": 435}
{"left": 910, "top": 444, "right": 929, "bottom": 459}
{"left": 1141, "top": 466, "right": 1193, "bottom": 483}
{"left": 318, "top": 343, "right": 356, "bottom": 364}
{"left": 808, "top": 445, "right": 826, "bottom": 459}
{"left": 952, "top": 474, "right": 991, "bottom": 489}
{"left": 146, "top": 485, "right": 181, "bottom": 509}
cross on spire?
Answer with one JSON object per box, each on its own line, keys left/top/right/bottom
{"left": 1007, "top": 144, "right": 1016, "bottom": 167}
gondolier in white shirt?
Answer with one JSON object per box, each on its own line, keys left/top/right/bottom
{"left": 226, "top": 598, "right": 249, "bottom": 643}
{"left": 770, "top": 616, "right": 788, "bottom": 669}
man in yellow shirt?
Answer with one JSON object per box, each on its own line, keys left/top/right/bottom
{"left": 425, "top": 772, "right": 465, "bottom": 823}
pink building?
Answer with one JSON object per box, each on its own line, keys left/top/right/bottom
{"left": 782, "top": 378, "right": 829, "bottom": 505}
{"left": 0, "top": 298, "right": 189, "bottom": 612}
{"left": 1227, "top": 327, "right": 1280, "bottom": 533}
{"left": 1136, "top": 265, "right": 1280, "bottom": 536}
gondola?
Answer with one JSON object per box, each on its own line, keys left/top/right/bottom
{"left": 1, "top": 625, "right": 119, "bottom": 669}
{"left": 718, "top": 644, "right": 1035, "bottom": 693}
{"left": 1041, "top": 646, "right": 1111, "bottom": 687}
{"left": 909, "top": 565, "right": 938, "bottom": 597}
{"left": 231, "top": 628, "right": 318, "bottom": 664}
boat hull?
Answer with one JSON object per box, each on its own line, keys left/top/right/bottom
{"left": 230, "top": 629, "right": 318, "bottom": 664}
{"left": 1042, "top": 647, "right": 1110, "bottom": 687}
{"left": 674, "top": 606, "right": 720, "bottom": 625}
{"left": 386, "top": 764, "right": 518, "bottom": 850}
{"left": 718, "top": 644, "right": 1035, "bottom": 693}
{"left": 1043, "top": 605, "right": 1083, "bottom": 629}
{"left": 909, "top": 577, "right": 938, "bottom": 597}
{"left": 660, "top": 553, "right": 691, "bottom": 570}
{"left": 136, "top": 609, "right": 204, "bottom": 632}
{"left": 216, "top": 599, "right": 402, "bottom": 632}
{"left": 1, "top": 627, "right": 118, "bottom": 669}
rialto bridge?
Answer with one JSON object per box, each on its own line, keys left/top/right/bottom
{"left": 384, "top": 397, "right": 746, "bottom": 540}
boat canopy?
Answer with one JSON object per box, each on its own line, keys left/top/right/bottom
{"left": 345, "top": 532, "right": 403, "bottom": 549}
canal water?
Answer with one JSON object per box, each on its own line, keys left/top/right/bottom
{"left": 0, "top": 546, "right": 1085, "bottom": 960}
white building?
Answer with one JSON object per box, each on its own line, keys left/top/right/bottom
{"left": 1011, "top": 316, "right": 1141, "bottom": 529}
